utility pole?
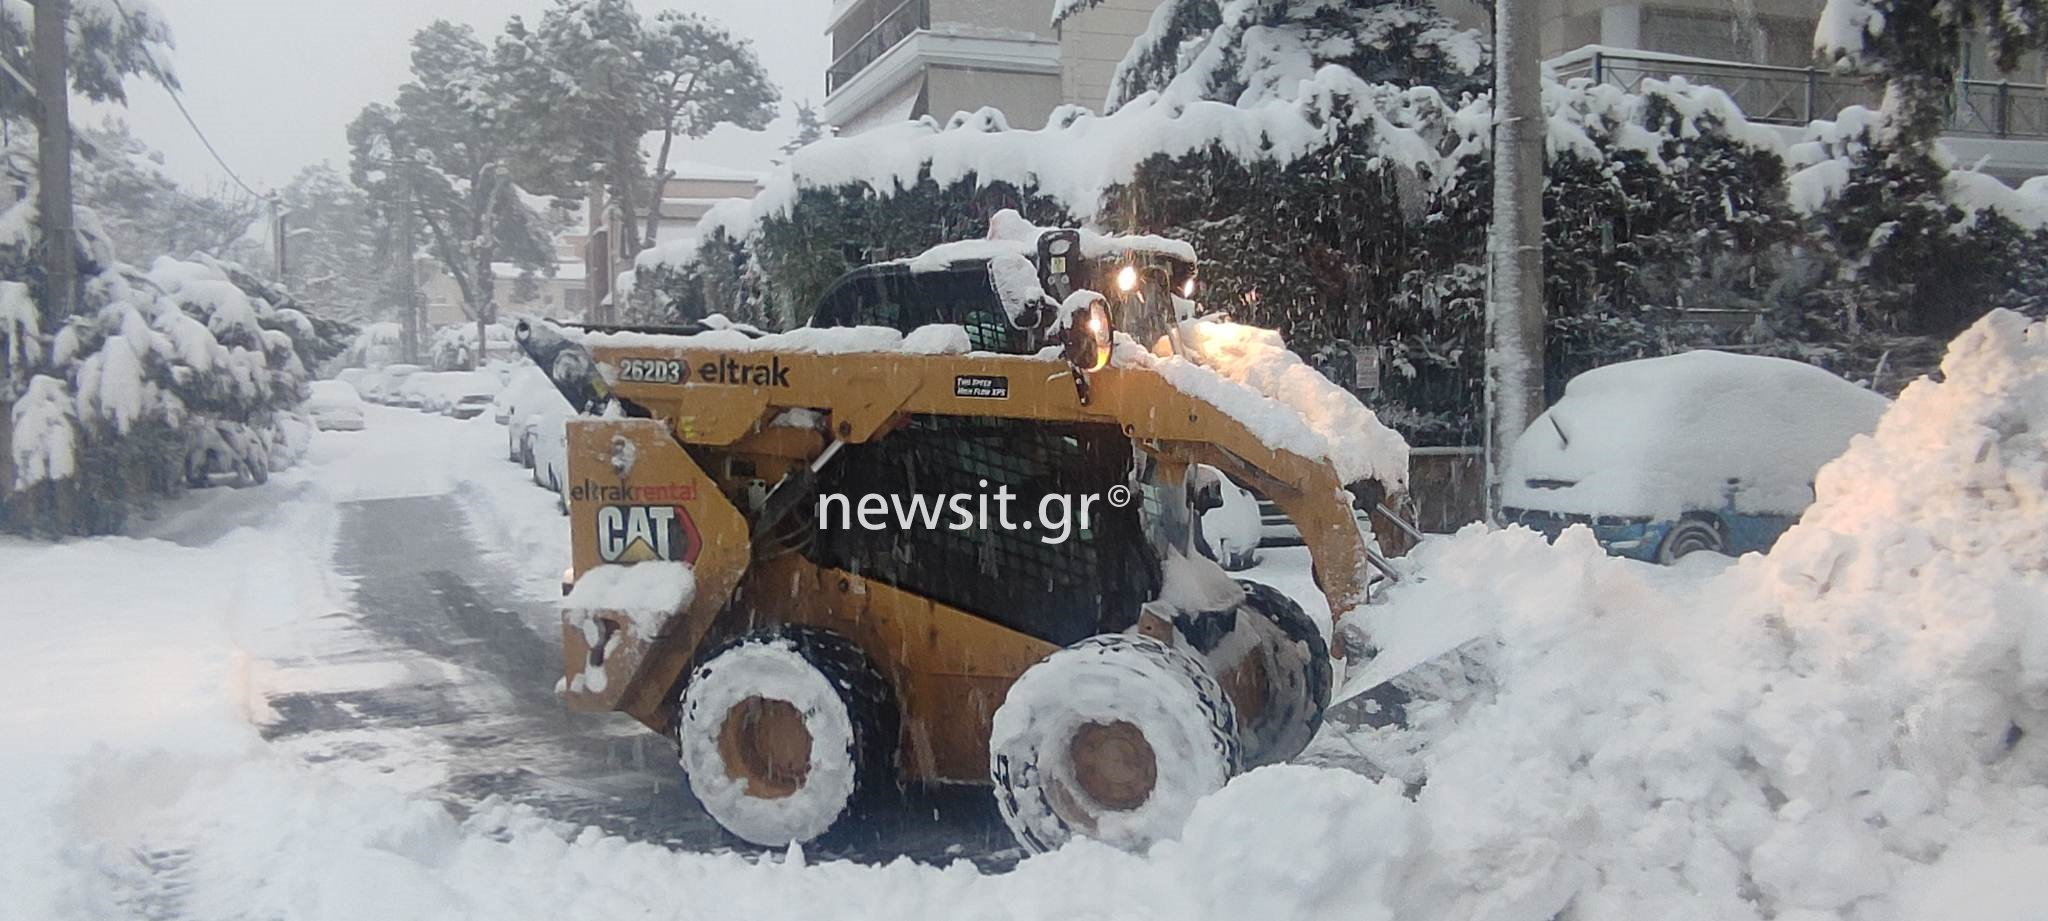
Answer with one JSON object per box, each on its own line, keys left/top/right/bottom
{"left": 33, "top": 0, "right": 77, "bottom": 328}
{"left": 1485, "top": 0, "right": 1546, "bottom": 519}
{"left": 270, "top": 194, "right": 287, "bottom": 282}
{"left": 397, "top": 175, "right": 419, "bottom": 364}
{"left": 475, "top": 301, "right": 489, "bottom": 370}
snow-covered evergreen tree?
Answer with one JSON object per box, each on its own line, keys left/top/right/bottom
{"left": 1817, "top": 0, "right": 2048, "bottom": 156}
{"left": 1057, "top": 0, "right": 1489, "bottom": 112}
{"left": 0, "top": 0, "right": 176, "bottom": 123}
{"left": 347, "top": 21, "right": 552, "bottom": 327}
{"left": 276, "top": 164, "right": 388, "bottom": 324}
{"left": 778, "top": 103, "right": 827, "bottom": 160}
{"left": 490, "top": 0, "right": 778, "bottom": 253}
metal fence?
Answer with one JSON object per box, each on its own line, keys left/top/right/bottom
{"left": 826, "top": 0, "right": 929, "bottom": 96}
{"left": 1553, "top": 50, "right": 2048, "bottom": 140}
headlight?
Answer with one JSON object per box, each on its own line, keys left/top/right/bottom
{"left": 1115, "top": 264, "right": 1138, "bottom": 292}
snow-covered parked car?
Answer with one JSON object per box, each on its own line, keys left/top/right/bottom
{"left": 306, "top": 380, "right": 366, "bottom": 431}
{"left": 499, "top": 368, "right": 572, "bottom": 463}
{"left": 493, "top": 365, "right": 561, "bottom": 423}
{"left": 1499, "top": 350, "right": 1888, "bottom": 563}
{"left": 529, "top": 408, "right": 570, "bottom": 513}
{"left": 184, "top": 421, "right": 272, "bottom": 488}
{"left": 374, "top": 364, "right": 425, "bottom": 406}
{"left": 438, "top": 371, "right": 500, "bottom": 419}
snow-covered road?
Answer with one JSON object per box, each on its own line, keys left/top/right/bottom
{"left": 0, "top": 403, "right": 1414, "bottom": 920}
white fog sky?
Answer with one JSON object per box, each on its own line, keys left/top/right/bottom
{"left": 95, "top": 0, "right": 831, "bottom": 192}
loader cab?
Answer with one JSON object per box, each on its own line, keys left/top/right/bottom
{"left": 807, "top": 230, "right": 1196, "bottom": 358}
{"left": 805, "top": 415, "right": 1161, "bottom": 648}
{"left": 809, "top": 262, "right": 1035, "bottom": 353}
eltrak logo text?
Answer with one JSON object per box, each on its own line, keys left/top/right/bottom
{"left": 698, "top": 354, "right": 791, "bottom": 387}
{"left": 570, "top": 481, "right": 698, "bottom": 503}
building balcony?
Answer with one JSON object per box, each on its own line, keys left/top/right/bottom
{"left": 1551, "top": 45, "right": 2048, "bottom": 141}
{"left": 827, "top": 0, "right": 928, "bottom": 96}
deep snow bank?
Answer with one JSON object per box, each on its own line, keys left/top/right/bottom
{"left": 1350, "top": 308, "right": 2048, "bottom": 919}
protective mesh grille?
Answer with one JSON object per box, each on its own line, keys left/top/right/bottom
{"left": 808, "top": 416, "right": 1157, "bottom": 646}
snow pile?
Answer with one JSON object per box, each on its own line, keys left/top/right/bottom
{"left": 1501, "top": 349, "right": 1890, "bottom": 518}
{"left": 900, "top": 323, "right": 973, "bottom": 354}
{"left": 1131, "top": 319, "right": 1410, "bottom": 491}
{"left": 1813, "top": 0, "right": 1880, "bottom": 68}
{"left": 1546, "top": 75, "right": 1783, "bottom": 168}
{"left": 1346, "top": 308, "right": 2048, "bottom": 918}
{"left": 10, "top": 375, "right": 77, "bottom": 486}
{"left": 562, "top": 561, "right": 694, "bottom": 638}
{"left": 0, "top": 278, "right": 34, "bottom": 367}
{"left": 585, "top": 322, "right": 905, "bottom": 355}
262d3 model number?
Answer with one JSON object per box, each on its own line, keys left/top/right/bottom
{"left": 617, "top": 358, "right": 686, "bottom": 384}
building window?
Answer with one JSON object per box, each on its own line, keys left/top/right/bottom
{"left": 1643, "top": 9, "right": 1741, "bottom": 63}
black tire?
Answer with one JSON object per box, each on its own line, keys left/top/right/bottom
{"left": 676, "top": 625, "right": 897, "bottom": 847}
{"left": 990, "top": 634, "right": 1238, "bottom": 854}
{"left": 1197, "top": 581, "right": 1331, "bottom": 767}
{"left": 1657, "top": 515, "right": 1729, "bottom": 564}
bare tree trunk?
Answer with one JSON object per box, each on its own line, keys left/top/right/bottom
{"left": 398, "top": 176, "right": 419, "bottom": 363}
{"left": 641, "top": 73, "right": 696, "bottom": 250}
{"left": 33, "top": 0, "right": 77, "bottom": 328}
{"left": 473, "top": 164, "right": 508, "bottom": 369}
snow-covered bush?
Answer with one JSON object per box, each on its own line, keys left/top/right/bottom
{"left": 1789, "top": 106, "right": 2048, "bottom": 344}
{"left": 0, "top": 198, "right": 347, "bottom": 536}
{"left": 426, "top": 321, "right": 516, "bottom": 370}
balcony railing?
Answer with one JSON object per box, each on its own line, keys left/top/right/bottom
{"left": 826, "top": 0, "right": 929, "bottom": 96}
{"left": 1552, "top": 48, "right": 2048, "bottom": 140}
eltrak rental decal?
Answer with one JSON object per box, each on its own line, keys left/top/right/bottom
{"left": 570, "top": 481, "right": 698, "bottom": 503}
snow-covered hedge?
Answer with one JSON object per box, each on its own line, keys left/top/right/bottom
{"left": 0, "top": 197, "right": 348, "bottom": 535}
{"left": 637, "top": 4, "right": 2048, "bottom": 444}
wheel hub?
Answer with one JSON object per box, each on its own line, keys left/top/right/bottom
{"left": 1067, "top": 720, "right": 1157, "bottom": 811}
{"left": 717, "top": 696, "right": 813, "bottom": 799}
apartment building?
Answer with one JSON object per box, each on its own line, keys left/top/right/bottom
{"left": 1528, "top": 0, "right": 2048, "bottom": 181}
{"left": 824, "top": 0, "right": 2044, "bottom": 180}
{"left": 821, "top": 0, "right": 1165, "bottom": 135}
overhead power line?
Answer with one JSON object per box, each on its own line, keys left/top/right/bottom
{"left": 105, "top": 0, "right": 263, "bottom": 199}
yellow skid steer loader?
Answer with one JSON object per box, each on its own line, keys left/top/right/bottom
{"left": 521, "top": 217, "right": 1413, "bottom": 853}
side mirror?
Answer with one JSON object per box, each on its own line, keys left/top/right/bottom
{"left": 1060, "top": 290, "right": 1111, "bottom": 374}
